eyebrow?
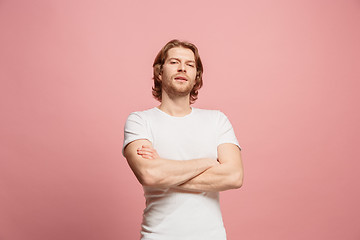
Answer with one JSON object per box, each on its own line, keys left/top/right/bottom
{"left": 168, "top": 58, "right": 195, "bottom": 63}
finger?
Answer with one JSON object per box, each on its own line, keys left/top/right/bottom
{"left": 141, "top": 145, "right": 152, "bottom": 149}
{"left": 137, "top": 152, "right": 151, "bottom": 157}
{"left": 139, "top": 147, "right": 157, "bottom": 154}
{"left": 137, "top": 146, "right": 150, "bottom": 150}
{"left": 137, "top": 151, "right": 154, "bottom": 157}
{"left": 137, "top": 151, "right": 149, "bottom": 157}
{"left": 139, "top": 154, "right": 154, "bottom": 160}
{"left": 137, "top": 149, "right": 154, "bottom": 155}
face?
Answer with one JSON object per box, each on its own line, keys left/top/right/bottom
{"left": 159, "top": 47, "right": 197, "bottom": 98}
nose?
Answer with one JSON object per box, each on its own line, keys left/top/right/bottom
{"left": 177, "top": 63, "right": 186, "bottom": 73}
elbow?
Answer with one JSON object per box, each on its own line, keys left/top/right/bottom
{"left": 139, "top": 176, "right": 154, "bottom": 187}
{"left": 230, "top": 172, "right": 243, "bottom": 189}
{"left": 138, "top": 172, "right": 155, "bottom": 187}
{"left": 138, "top": 169, "right": 161, "bottom": 187}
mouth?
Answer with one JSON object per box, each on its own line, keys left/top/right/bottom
{"left": 174, "top": 76, "right": 188, "bottom": 82}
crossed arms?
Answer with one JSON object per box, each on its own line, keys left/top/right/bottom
{"left": 123, "top": 139, "right": 243, "bottom": 192}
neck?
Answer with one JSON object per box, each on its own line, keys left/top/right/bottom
{"left": 158, "top": 92, "right": 192, "bottom": 117}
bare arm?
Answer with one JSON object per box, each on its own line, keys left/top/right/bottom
{"left": 137, "top": 143, "right": 243, "bottom": 192}
{"left": 123, "top": 139, "right": 218, "bottom": 188}
{"left": 175, "top": 143, "right": 243, "bottom": 192}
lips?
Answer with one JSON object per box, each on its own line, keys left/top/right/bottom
{"left": 174, "top": 76, "right": 188, "bottom": 81}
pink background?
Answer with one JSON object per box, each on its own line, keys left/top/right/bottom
{"left": 1, "top": 0, "right": 360, "bottom": 239}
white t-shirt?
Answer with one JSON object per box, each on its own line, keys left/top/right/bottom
{"left": 122, "top": 107, "right": 240, "bottom": 240}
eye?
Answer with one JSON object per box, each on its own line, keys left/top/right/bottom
{"left": 187, "top": 63, "right": 195, "bottom": 67}
{"left": 170, "top": 60, "right": 178, "bottom": 64}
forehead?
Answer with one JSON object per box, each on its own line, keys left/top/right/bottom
{"left": 166, "top": 47, "right": 195, "bottom": 61}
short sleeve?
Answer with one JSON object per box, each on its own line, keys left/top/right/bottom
{"left": 217, "top": 111, "right": 241, "bottom": 150}
{"left": 122, "top": 112, "right": 153, "bottom": 156}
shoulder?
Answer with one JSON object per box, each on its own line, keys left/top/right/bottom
{"left": 193, "top": 107, "right": 228, "bottom": 120}
{"left": 126, "top": 107, "right": 157, "bottom": 121}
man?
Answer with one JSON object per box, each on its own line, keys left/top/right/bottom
{"left": 122, "top": 39, "right": 243, "bottom": 240}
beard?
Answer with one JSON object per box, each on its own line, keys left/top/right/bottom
{"left": 161, "top": 78, "right": 195, "bottom": 98}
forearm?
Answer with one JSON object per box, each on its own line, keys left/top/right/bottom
{"left": 139, "top": 157, "right": 217, "bottom": 188}
{"left": 134, "top": 143, "right": 242, "bottom": 190}
{"left": 174, "top": 162, "right": 243, "bottom": 192}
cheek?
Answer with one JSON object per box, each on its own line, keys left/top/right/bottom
{"left": 191, "top": 70, "right": 197, "bottom": 79}
{"left": 163, "top": 67, "right": 176, "bottom": 77}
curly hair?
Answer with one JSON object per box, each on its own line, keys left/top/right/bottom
{"left": 152, "top": 39, "right": 204, "bottom": 104}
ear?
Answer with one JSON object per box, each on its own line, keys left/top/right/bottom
{"left": 158, "top": 69, "right": 162, "bottom": 81}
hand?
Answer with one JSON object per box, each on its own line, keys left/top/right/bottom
{"left": 137, "top": 145, "right": 160, "bottom": 160}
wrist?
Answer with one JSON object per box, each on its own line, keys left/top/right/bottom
{"left": 208, "top": 158, "right": 218, "bottom": 166}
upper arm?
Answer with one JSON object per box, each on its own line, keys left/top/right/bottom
{"left": 217, "top": 143, "right": 243, "bottom": 179}
{"left": 123, "top": 139, "right": 153, "bottom": 185}
{"left": 218, "top": 143, "right": 242, "bottom": 163}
